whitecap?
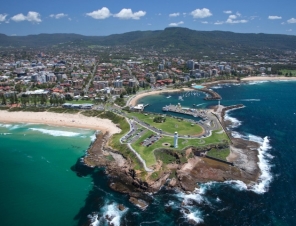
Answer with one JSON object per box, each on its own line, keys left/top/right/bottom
{"left": 90, "top": 202, "right": 128, "bottom": 226}
{"left": 248, "top": 81, "right": 268, "bottom": 85}
{"left": 181, "top": 208, "right": 204, "bottom": 225}
{"left": 225, "top": 135, "right": 273, "bottom": 194}
{"left": 241, "top": 99, "right": 261, "bottom": 102}
{"left": 224, "top": 112, "right": 242, "bottom": 128}
{"left": 29, "top": 128, "right": 81, "bottom": 137}
{"left": 0, "top": 123, "right": 12, "bottom": 128}
{"left": 249, "top": 136, "right": 273, "bottom": 194}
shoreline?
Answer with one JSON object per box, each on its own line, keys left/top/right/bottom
{"left": 0, "top": 110, "right": 121, "bottom": 135}
{"left": 128, "top": 88, "right": 194, "bottom": 106}
{"left": 129, "top": 76, "right": 296, "bottom": 106}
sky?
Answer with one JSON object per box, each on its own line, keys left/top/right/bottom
{"left": 0, "top": 0, "right": 296, "bottom": 36}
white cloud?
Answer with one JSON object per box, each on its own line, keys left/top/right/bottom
{"left": 201, "top": 21, "right": 208, "bottom": 24}
{"left": 11, "top": 11, "right": 41, "bottom": 23}
{"left": 168, "top": 21, "right": 184, "bottom": 27}
{"left": 147, "top": 23, "right": 152, "bottom": 26}
{"left": 86, "top": 7, "right": 111, "bottom": 19}
{"left": 287, "top": 18, "right": 296, "bottom": 24}
{"left": 268, "top": 15, "right": 282, "bottom": 20}
{"left": 229, "top": 15, "right": 237, "bottom": 19}
{"left": 287, "top": 29, "right": 292, "bottom": 32}
{"left": 190, "top": 8, "right": 212, "bottom": 19}
{"left": 225, "top": 13, "right": 247, "bottom": 24}
{"left": 50, "top": 13, "right": 67, "bottom": 19}
{"left": 226, "top": 18, "right": 248, "bottom": 24}
{"left": 223, "top": 10, "right": 232, "bottom": 14}
{"left": 214, "top": 21, "right": 224, "bottom": 25}
{"left": 113, "top": 8, "right": 146, "bottom": 20}
{"left": 169, "top": 12, "right": 180, "bottom": 17}
{"left": 0, "top": 14, "right": 8, "bottom": 22}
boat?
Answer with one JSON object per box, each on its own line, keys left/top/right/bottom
{"left": 166, "top": 95, "right": 171, "bottom": 98}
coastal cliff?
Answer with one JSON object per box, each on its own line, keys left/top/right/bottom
{"left": 82, "top": 104, "right": 261, "bottom": 211}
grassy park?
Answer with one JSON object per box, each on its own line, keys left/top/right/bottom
{"left": 128, "top": 112, "right": 203, "bottom": 135}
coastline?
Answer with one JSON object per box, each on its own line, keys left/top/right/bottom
{"left": 0, "top": 110, "right": 121, "bottom": 135}
{"left": 241, "top": 76, "right": 296, "bottom": 81}
{"left": 128, "top": 88, "right": 194, "bottom": 106}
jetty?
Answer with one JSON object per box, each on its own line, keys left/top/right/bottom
{"left": 162, "top": 104, "right": 209, "bottom": 120}
{"left": 199, "top": 88, "right": 221, "bottom": 100}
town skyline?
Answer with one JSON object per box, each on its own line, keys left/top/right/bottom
{"left": 1, "top": 0, "right": 296, "bottom": 36}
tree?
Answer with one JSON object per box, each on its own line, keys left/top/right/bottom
{"left": 1, "top": 94, "right": 7, "bottom": 105}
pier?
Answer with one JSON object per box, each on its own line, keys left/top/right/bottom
{"left": 199, "top": 88, "right": 221, "bottom": 100}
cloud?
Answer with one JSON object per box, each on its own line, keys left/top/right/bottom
{"left": 225, "top": 14, "right": 247, "bottom": 24}
{"left": 190, "top": 8, "right": 212, "bottom": 19}
{"left": 169, "top": 12, "right": 180, "bottom": 17}
{"left": 86, "top": 7, "right": 111, "bottom": 19}
{"left": 226, "top": 18, "right": 248, "bottom": 24}
{"left": 50, "top": 13, "right": 67, "bottom": 19}
{"left": 0, "top": 14, "right": 8, "bottom": 22}
{"left": 214, "top": 21, "right": 224, "bottom": 25}
{"left": 228, "top": 15, "right": 237, "bottom": 19}
{"left": 287, "top": 29, "right": 292, "bottom": 32}
{"left": 287, "top": 18, "right": 296, "bottom": 24}
{"left": 268, "top": 15, "right": 282, "bottom": 20}
{"left": 223, "top": 10, "right": 232, "bottom": 14}
{"left": 168, "top": 21, "right": 184, "bottom": 27}
{"left": 113, "top": 8, "right": 146, "bottom": 20}
{"left": 11, "top": 11, "right": 41, "bottom": 23}
{"left": 201, "top": 21, "right": 208, "bottom": 24}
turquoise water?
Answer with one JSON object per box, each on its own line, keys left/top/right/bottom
{"left": 2, "top": 80, "right": 296, "bottom": 225}
{"left": 0, "top": 124, "right": 95, "bottom": 226}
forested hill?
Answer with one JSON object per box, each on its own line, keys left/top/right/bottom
{"left": 1, "top": 27, "right": 296, "bottom": 52}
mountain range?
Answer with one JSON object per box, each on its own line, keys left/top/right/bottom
{"left": 1, "top": 27, "right": 296, "bottom": 54}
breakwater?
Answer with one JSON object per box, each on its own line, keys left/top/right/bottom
{"left": 199, "top": 88, "right": 222, "bottom": 100}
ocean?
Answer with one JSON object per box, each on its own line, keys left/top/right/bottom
{"left": 1, "top": 80, "right": 296, "bottom": 225}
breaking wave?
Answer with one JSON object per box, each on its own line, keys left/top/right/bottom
{"left": 29, "top": 128, "right": 81, "bottom": 137}
{"left": 89, "top": 202, "right": 128, "bottom": 226}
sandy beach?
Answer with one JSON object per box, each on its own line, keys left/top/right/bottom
{"left": 0, "top": 111, "right": 121, "bottom": 135}
{"left": 241, "top": 76, "right": 296, "bottom": 81}
{"left": 128, "top": 88, "right": 194, "bottom": 106}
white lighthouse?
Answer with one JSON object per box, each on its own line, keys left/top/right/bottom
{"left": 174, "top": 132, "right": 178, "bottom": 148}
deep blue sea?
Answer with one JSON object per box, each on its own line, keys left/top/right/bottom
{"left": 1, "top": 80, "right": 296, "bottom": 225}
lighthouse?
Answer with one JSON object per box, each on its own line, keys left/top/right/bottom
{"left": 174, "top": 132, "right": 178, "bottom": 148}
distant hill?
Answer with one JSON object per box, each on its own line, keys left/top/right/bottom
{"left": 1, "top": 27, "right": 296, "bottom": 53}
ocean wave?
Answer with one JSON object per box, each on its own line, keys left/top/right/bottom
{"left": 0, "top": 123, "right": 12, "bottom": 128}
{"left": 0, "top": 133, "right": 12, "bottom": 135}
{"left": 211, "top": 85, "right": 222, "bottom": 89}
{"left": 248, "top": 81, "right": 269, "bottom": 85}
{"left": 241, "top": 99, "right": 261, "bottom": 101}
{"left": 225, "top": 134, "right": 273, "bottom": 194}
{"left": 29, "top": 128, "right": 81, "bottom": 137}
{"left": 248, "top": 135, "right": 273, "bottom": 194}
{"left": 224, "top": 112, "right": 242, "bottom": 128}
{"left": 89, "top": 203, "right": 128, "bottom": 226}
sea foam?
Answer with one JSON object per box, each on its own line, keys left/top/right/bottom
{"left": 29, "top": 128, "right": 81, "bottom": 137}
{"left": 224, "top": 112, "right": 242, "bottom": 128}
{"left": 89, "top": 202, "right": 128, "bottom": 226}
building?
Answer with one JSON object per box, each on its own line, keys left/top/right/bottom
{"left": 174, "top": 132, "right": 178, "bottom": 148}
{"left": 113, "top": 80, "right": 123, "bottom": 88}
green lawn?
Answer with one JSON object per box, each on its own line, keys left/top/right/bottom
{"left": 206, "top": 148, "right": 230, "bottom": 161}
{"left": 128, "top": 112, "right": 203, "bottom": 136}
{"left": 131, "top": 131, "right": 158, "bottom": 166}
{"left": 130, "top": 129, "right": 229, "bottom": 167}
